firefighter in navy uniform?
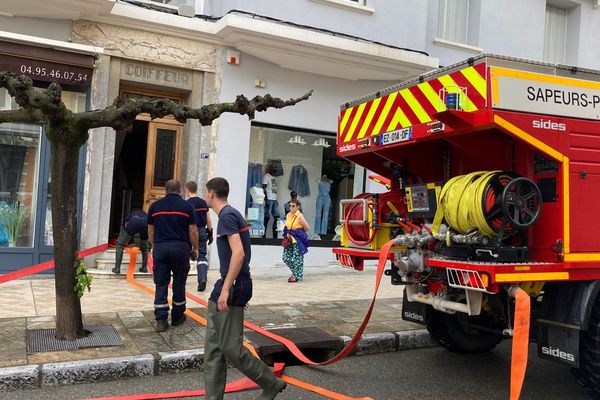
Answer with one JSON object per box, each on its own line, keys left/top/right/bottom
{"left": 147, "top": 180, "right": 199, "bottom": 332}
{"left": 203, "top": 177, "right": 286, "bottom": 400}
{"left": 185, "top": 181, "right": 213, "bottom": 292}
{"left": 112, "top": 209, "right": 149, "bottom": 274}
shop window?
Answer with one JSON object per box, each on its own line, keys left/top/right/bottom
{"left": 246, "top": 125, "right": 354, "bottom": 243}
{"left": 543, "top": 5, "right": 567, "bottom": 64}
{"left": 0, "top": 89, "right": 42, "bottom": 248}
{"left": 437, "top": 0, "right": 469, "bottom": 44}
{"left": 0, "top": 88, "right": 86, "bottom": 248}
{"left": 41, "top": 91, "right": 86, "bottom": 246}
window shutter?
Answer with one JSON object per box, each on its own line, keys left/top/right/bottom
{"left": 437, "top": 0, "right": 469, "bottom": 43}
{"left": 543, "top": 5, "right": 567, "bottom": 64}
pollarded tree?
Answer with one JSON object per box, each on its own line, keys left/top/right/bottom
{"left": 0, "top": 71, "right": 312, "bottom": 340}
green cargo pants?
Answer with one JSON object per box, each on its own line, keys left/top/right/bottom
{"left": 204, "top": 300, "right": 286, "bottom": 400}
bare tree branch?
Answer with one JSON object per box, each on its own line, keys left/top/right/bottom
{"left": 79, "top": 90, "right": 314, "bottom": 131}
{"left": 0, "top": 72, "right": 69, "bottom": 123}
{"left": 0, "top": 108, "right": 46, "bottom": 124}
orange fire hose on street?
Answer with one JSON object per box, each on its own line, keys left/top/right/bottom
{"left": 509, "top": 287, "right": 531, "bottom": 400}
{"left": 83, "top": 244, "right": 393, "bottom": 400}
{"left": 0, "top": 240, "right": 531, "bottom": 399}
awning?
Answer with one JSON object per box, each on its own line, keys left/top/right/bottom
{"left": 0, "top": 38, "right": 99, "bottom": 88}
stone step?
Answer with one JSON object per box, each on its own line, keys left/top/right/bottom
{"left": 96, "top": 258, "right": 142, "bottom": 271}
{"left": 86, "top": 267, "right": 199, "bottom": 279}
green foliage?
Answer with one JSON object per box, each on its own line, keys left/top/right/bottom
{"left": 74, "top": 259, "right": 93, "bottom": 299}
{"left": 0, "top": 202, "right": 29, "bottom": 245}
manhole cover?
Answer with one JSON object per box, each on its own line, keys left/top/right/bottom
{"left": 245, "top": 327, "right": 343, "bottom": 366}
{"left": 27, "top": 325, "right": 123, "bottom": 353}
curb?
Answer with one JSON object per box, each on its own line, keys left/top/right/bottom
{"left": 0, "top": 329, "right": 436, "bottom": 391}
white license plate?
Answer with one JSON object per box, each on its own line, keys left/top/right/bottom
{"left": 379, "top": 127, "right": 412, "bottom": 146}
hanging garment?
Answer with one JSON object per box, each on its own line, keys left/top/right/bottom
{"left": 314, "top": 181, "right": 332, "bottom": 235}
{"left": 288, "top": 164, "right": 310, "bottom": 197}
{"left": 267, "top": 159, "right": 284, "bottom": 177}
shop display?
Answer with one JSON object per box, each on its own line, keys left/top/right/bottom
{"left": 263, "top": 167, "right": 280, "bottom": 238}
{"left": 288, "top": 164, "right": 310, "bottom": 197}
{"left": 248, "top": 185, "right": 265, "bottom": 237}
{"left": 247, "top": 125, "right": 354, "bottom": 243}
{"left": 246, "top": 163, "right": 263, "bottom": 209}
{"left": 266, "top": 159, "right": 284, "bottom": 177}
{"left": 314, "top": 175, "right": 332, "bottom": 237}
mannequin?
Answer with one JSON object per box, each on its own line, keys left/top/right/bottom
{"left": 248, "top": 184, "right": 266, "bottom": 237}
{"left": 262, "top": 166, "right": 280, "bottom": 238}
{"left": 313, "top": 175, "right": 332, "bottom": 239}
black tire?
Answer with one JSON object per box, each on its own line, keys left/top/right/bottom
{"left": 572, "top": 298, "right": 600, "bottom": 399}
{"left": 426, "top": 308, "right": 503, "bottom": 354}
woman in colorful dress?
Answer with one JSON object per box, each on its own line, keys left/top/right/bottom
{"left": 282, "top": 199, "right": 310, "bottom": 283}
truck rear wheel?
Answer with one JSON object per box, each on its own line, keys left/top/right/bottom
{"left": 572, "top": 297, "right": 600, "bottom": 399}
{"left": 426, "top": 309, "right": 503, "bottom": 354}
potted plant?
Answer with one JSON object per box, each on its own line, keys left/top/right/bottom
{"left": 0, "top": 202, "right": 29, "bottom": 247}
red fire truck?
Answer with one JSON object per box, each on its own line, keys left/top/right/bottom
{"left": 333, "top": 54, "right": 600, "bottom": 398}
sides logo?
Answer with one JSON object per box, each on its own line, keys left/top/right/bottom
{"left": 532, "top": 119, "right": 566, "bottom": 132}
{"left": 541, "top": 346, "right": 575, "bottom": 362}
{"left": 338, "top": 143, "right": 357, "bottom": 153}
{"left": 403, "top": 311, "right": 424, "bottom": 322}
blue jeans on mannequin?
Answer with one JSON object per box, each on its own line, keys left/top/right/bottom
{"left": 314, "top": 192, "right": 331, "bottom": 235}
{"left": 264, "top": 200, "right": 279, "bottom": 238}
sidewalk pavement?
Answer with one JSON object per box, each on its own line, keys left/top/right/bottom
{"left": 0, "top": 264, "right": 434, "bottom": 391}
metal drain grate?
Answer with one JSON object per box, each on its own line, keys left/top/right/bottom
{"left": 27, "top": 325, "right": 123, "bottom": 353}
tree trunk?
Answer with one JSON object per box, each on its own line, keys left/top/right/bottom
{"left": 51, "top": 137, "right": 84, "bottom": 340}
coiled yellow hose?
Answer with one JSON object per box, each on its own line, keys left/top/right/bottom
{"left": 432, "top": 171, "right": 501, "bottom": 237}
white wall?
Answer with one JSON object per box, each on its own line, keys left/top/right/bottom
{"left": 219, "top": 53, "right": 396, "bottom": 132}
{"left": 207, "top": 0, "right": 429, "bottom": 53}
{"left": 0, "top": 16, "right": 72, "bottom": 41}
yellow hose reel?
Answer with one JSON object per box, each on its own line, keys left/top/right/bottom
{"left": 432, "top": 171, "right": 542, "bottom": 238}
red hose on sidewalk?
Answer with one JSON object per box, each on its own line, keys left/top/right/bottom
{"left": 0, "top": 243, "right": 109, "bottom": 284}
{"left": 84, "top": 242, "right": 397, "bottom": 400}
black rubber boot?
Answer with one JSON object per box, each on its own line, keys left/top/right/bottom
{"left": 204, "top": 373, "right": 226, "bottom": 400}
{"left": 198, "top": 281, "right": 207, "bottom": 292}
{"left": 156, "top": 319, "right": 169, "bottom": 332}
{"left": 253, "top": 363, "right": 287, "bottom": 400}
{"left": 171, "top": 315, "right": 186, "bottom": 326}
{"left": 111, "top": 267, "right": 120, "bottom": 274}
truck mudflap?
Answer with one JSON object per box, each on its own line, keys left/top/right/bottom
{"left": 401, "top": 291, "right": 428, "bottom": 325}
{"left": 537, "top": 280, "right": 600, "bottom": 367}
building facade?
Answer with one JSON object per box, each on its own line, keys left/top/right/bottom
{"left": 1, "top": 0, "right": 599, "bottom": 271}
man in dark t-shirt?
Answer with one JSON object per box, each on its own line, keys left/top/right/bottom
{"left": 147, "top": 180, "right": 198, "bottom": 333}
{"left": 185, "top": 181, "right": 213, "bottom": 292}
{"left": 203, "top": 177, "right": 286, "bottom": 399}
{"left": 112, "top": 209, "right": 149, "bottom": 274}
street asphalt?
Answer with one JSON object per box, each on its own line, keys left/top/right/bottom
{"left": 1, "top": 342, "right": 590, "bottom": 400}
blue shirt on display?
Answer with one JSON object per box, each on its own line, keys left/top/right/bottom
{"left": 147, "top": 193, "right": 196, "bottom": 244}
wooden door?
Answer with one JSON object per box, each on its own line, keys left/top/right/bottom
{"left": 143, "top": 121, "right": 183, "bottom": 211}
